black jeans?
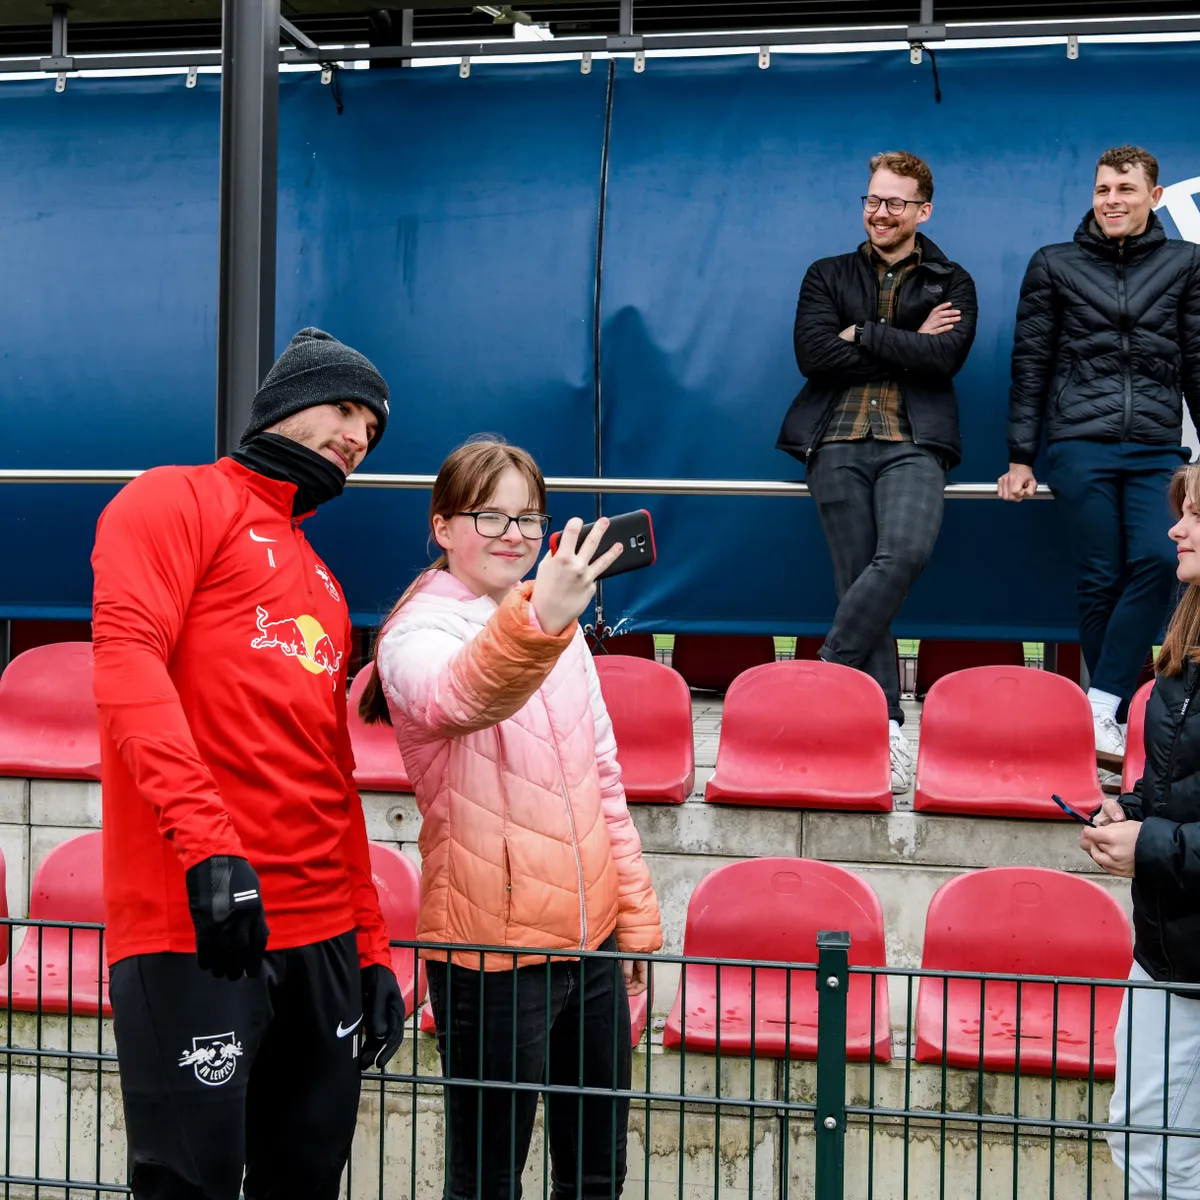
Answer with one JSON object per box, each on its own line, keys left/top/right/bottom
{"left": 1045, "top": 439, "right": 1185, "bottom": 701}
{"left": 110, "top": 932, "right": 362, "bottom": 1200}
{"left": 807, "top": 439, "right": 946, "bottom": 724}
{"left": 427, "top": 933, "right": 632, "bottom": 1200}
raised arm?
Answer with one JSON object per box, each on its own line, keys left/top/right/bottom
{"left": 377, "top": 582, "right": 574, "bottom": 738}
{"left": 91, "top": 470, "right": 243, "bottom": 867}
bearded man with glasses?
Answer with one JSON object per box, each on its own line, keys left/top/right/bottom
{"left": 777, "top": 150, "right": 978, "bottom": 792}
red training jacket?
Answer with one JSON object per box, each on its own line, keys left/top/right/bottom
{"left": 91, "top": 457, "right": 389, "bottom": 970}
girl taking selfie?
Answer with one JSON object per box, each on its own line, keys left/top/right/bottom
{"left": 359, "top": 437, "right": 662, "bottom": 1200}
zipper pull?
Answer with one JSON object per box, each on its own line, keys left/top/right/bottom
{"left": 1183, "top": 698, "right": 1191, "bottom": 718}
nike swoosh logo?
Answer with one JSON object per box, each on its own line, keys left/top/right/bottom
{"left": 248, "top": 530, "right": 277, "bottom": 543}
{"left": 336, "top": 1016, "right": 363, "bottom": 1039}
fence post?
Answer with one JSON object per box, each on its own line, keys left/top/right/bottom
{"left": 814, "top": 930, "right": 850, "bottom": 1200}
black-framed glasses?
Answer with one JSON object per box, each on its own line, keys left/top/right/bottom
{"left": 456, "top": 511, "right": 551, "bottom": 539}
{"left": 862, "top": 195, "right": 926, "bottom": 215}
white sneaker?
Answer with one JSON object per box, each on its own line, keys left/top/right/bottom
{"left": 1094, "top": 714, "right": 1125, "bottom": 772}
{"left": 890, "top": 729, "right": 914, "bottom": 794}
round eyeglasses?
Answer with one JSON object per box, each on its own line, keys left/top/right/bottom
{"left": 456, "top": 511, "right": 551, "bottom": 539}
{"left": 862, "top": 195, "right": 926, "bottom": 216}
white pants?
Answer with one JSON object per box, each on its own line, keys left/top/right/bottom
{"left": 1109, "top": 962, "right": 1200, "bottom": 1199}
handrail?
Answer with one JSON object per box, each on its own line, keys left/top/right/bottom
{"left": 0, "top": 468, "right": 1053, "bottom": 497}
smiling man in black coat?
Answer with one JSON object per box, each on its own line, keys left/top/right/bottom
{"left": 999, "top": 145, "right": 1200, "bottom": 781}
{"left": 777, "top": 150, "right": 977, "bottom": 793}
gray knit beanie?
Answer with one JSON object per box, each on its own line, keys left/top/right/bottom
{"left": 240, "top": 328, "right": 390, "bottom": 449}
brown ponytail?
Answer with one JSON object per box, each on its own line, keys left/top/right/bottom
{"left": 357, "top": 436, "right": 547, "bottom": 725}
{"left": 1157, "top": 464, "right": 1199, "bottom": 677}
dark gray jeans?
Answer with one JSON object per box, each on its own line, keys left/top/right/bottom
{"left": 807, "top": 439, "right": 946, "bottom": 724}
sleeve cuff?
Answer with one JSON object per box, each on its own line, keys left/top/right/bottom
{"left": 1007, "top": 447, "right": 1038, "bottom": 468}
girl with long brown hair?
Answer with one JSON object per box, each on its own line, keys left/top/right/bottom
{"left": 361, "top": 436, "right": 662, "bottom": 1199}
{"left": 1083, "top": 462, "right": 1200, "bottom": 1198}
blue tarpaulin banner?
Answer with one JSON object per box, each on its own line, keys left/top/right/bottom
{"left": 1, "top": 45, "right": 1197, "bottom": 637}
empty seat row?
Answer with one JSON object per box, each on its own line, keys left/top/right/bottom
{"left": 0, "top": 644, "right": 1153, "bottom": 822}
{"left": 706, "top": 662, "right": 1109, "bottom": 818}
{"left": 2, "top": 835, "right": 1132, "bottom": 1081}
{"left": 665, "top": 858, "right": 1132, "bottom": 1080}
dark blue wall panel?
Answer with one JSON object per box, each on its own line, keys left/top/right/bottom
{"left": 2, "top": 48, "right": 1198, "bottom": 635}
{"left": 0, "top": 65, "right": 608, "bottom": 623}
{"left": 0, "top": 76, "right": 220, "bottom": 616}
{"left": 598, "top": 44, "right": 1200, "bottom": 638}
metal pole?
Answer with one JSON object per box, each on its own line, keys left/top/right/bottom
{"left": 814, "top": 930, "right": 850, "bottom": 1200}
{"left": 0, "top": 469, "right": 1055, "bottom": 499}
{"left": 216, "top": 0, "right": 280, "bottom": 458}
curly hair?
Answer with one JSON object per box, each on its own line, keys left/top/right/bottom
{"left": 868, "top": 151, "right": 934, "bottom": 202}
{"left": 1096, "top": 145, "right": 1159, "bottom": 188}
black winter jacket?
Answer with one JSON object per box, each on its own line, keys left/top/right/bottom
{"left": 1008, "top": 211, "right": 1200, "bottom": 466}
{"left": 776, "top": 233, "right": 977, "bottom": 470}
{"left": 1121, "top": 662, "right": 1200, "bottom": 983}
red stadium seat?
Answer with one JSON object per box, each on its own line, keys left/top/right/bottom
{"left": 593, "top": 657, "right": 694, "bottom": 804}
{"left": 348, "top": 667, "right": 412, "bottom": 792}
{"left": 914, "top": 666, "right": 1104, "bottom": 819}
{"left": 915, "top": 867, "right": 1132, "bottom": 1079}
{"left": 1122, "top": 680, "right": 1155, "bottom": 793}
{"left": 663, "top": 858, "right": 890, "bottom": 1061}
{"left": 670, "top": 635, "right": 776, "bottom": 692}
{"left": 0, "top": 832, "right": 108, "bottom": 1016}
{"left": 589, "top": 632, "right": 657, "bottom": 661}
{"left": 419, "top": 980, "right": 649, "bottom": 1047}
{"left": 0, "top": 643, "right": 100, "bottom": 780}
{"left": 369, "top": 843, "right": 426, "bottom": 1016}
{"left": 705, "top": 661, "right": 892, "bottom": 811}
{"left": 915, "top": 639, "right": 1025, "bottom": 697}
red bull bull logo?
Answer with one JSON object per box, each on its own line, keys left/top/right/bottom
{"left": 251, "top": 606, "right": 343, "bottom": 684}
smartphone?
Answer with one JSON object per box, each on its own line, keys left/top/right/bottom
{"left": 1051, "top": 793, "right": 1097, "bottom": 826}
{"left": 548, "top": 510, "right": 656, "bottom": 581}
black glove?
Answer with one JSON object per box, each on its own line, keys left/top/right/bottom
{"left": 184, "top": 855, "right": 270, "bottom": 981}
{"left": 359, "top": 963, "right": 406, "bottom": 1070}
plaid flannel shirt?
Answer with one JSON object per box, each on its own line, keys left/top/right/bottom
{"left": 822, "top": 242, "right": 921, "bottom": 444}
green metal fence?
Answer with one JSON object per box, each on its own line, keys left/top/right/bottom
{"left": 2, "top": 919, "right": 1197, "bottom": 1199}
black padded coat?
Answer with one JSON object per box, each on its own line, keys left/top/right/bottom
{"left": 1122, "top": 662, "right": 1200, "bottom": 983}
{"left": 1007, "top": 211, "right": 1200, "bottom": 466}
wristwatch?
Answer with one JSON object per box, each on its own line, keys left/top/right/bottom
{"left": 853, "top": 323, "right": 865, "bottom": 345}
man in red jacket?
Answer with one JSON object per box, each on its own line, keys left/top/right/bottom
{"left": 91, "top": 328, "right": 405, "bottom": 1200}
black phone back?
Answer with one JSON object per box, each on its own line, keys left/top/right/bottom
{"left": 559, "top": 510, "right": 656, "bottom": 580}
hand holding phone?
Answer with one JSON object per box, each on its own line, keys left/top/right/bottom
{"left": 548, "top": 510, "right": 656, "bottom": 581}
{"left": 531, "top": 517, "right": 623, "bottom": 637}
{"left": 1051, "top": 793, "right": 1097, "bottom": 826}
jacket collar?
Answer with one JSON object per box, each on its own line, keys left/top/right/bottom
{"left": 215, "top": 456, "right": 308, "bottom": 522}
{"left": 1073, "top": 208, "right": 1166, "bottom": 261}
{"left": 858, "top": 231, "right": 952, "bottom": 274}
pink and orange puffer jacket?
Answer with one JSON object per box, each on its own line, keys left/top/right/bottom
{"left": 375, "top": 569, "right": 663, "bottom": 968}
